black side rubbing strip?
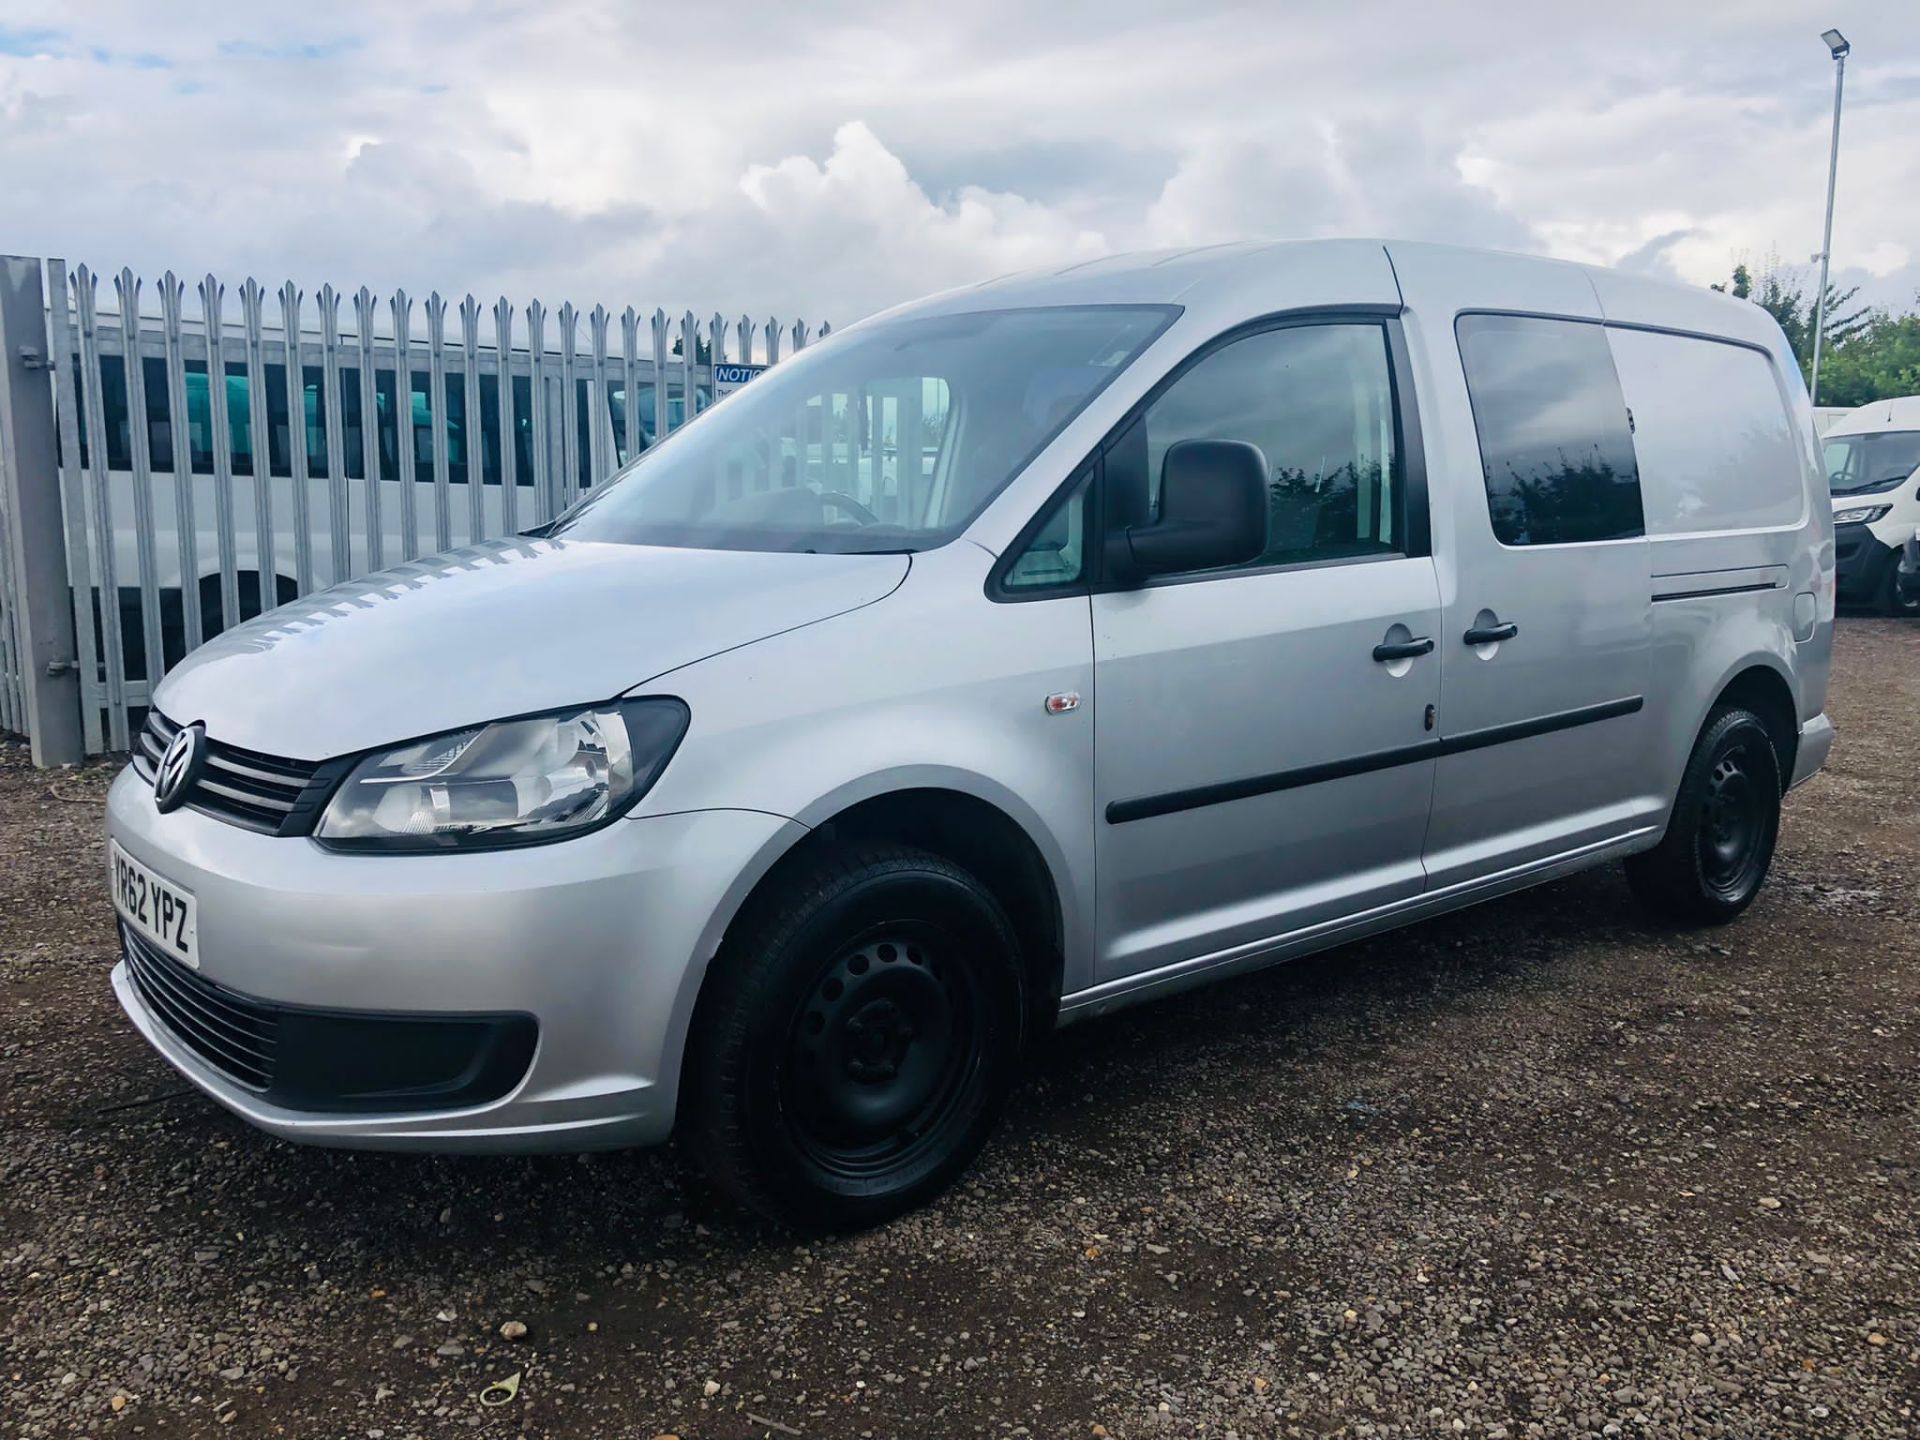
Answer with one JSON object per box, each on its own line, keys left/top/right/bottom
{"left": 1435, "top": 694, "right": 1643, "bottom": 758}
{"left": 1652, "top": 581, "right": 1782, "bottom": 603}
{"left": 1106, "top": 737, "right": 1442, "bottom": 824}
{"left": 1105, "top": 695, "right": 1644, "bottom": 824}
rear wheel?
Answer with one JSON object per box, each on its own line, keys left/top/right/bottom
{"left": 683, "top": 844, "right": 1027, "bottom": 1231}
{"left": 1626, "top": 705, "right": 1782, "bottom": 924}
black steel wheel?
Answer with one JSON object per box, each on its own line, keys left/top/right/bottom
{"left": 683, "top": 844, "right": 1027, "bottom": 1231}
{"left": 1627, "top": 705, "right": 1782, "bottom": 924}
{"left": 782, "top": 927, "right": 981, "bottom": 1181}
{"left": 1699, "top": 747, "right": 1768, "bottom": 903}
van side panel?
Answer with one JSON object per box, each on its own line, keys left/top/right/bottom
{"left": 1584, "top": 265, "right": 1834, "bottom": 731}
{"left": 1601, "top": 320, "right": 1831, "bottom": 813}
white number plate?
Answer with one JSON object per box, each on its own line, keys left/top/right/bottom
{"left": 110, "top": 840, "right": 199, "bottom": 969}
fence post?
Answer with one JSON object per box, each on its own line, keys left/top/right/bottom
{"left": 0, "top": 257, "right": 84, "bottom": 765}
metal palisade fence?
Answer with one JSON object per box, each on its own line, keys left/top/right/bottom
{"left": 0, "top": 255, "right": 825, "bottom": 758}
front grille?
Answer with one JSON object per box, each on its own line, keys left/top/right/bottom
{"left": 118, "top": 923, "right": 539, "bottom": 1113}
{"left": 121, "top": 924, "right": 278, "bottom": 1091}
{"left": 130, "top": 710, "right": 328, "bottom": 836}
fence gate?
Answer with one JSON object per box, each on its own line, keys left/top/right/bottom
{"left": 0, "top": 254, "right": 824, "bottom": 760}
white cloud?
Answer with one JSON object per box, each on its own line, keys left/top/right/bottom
{"left": 1146, "top": 122, "right": 1531, "bottom": 253}
{"left": 708, "top": 121, "right": 1107, "bottom": 316}
{"left": 0, "top": 0, "right": 1917, "bottom": 328}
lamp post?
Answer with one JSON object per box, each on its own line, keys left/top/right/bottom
{"left": 1810, "top": 27, "right": 1849, "bottom": 405}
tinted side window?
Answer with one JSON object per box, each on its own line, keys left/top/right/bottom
{"left": 1107, "top": 322, "right": 1404, "bottom": 575}
{"left": 1607, "top": 328, "right": 1804, "bottom": 533}
{"left": 1456, "top": 314, "right": 1642, "bottom": 546}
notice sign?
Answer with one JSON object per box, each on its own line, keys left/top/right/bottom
{"left": 713, "top": 362, "right": 767, "bottom": 395}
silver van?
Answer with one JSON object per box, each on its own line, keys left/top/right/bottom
{"left": 106, "top": 241, "right": 1836, "bottom": 1228}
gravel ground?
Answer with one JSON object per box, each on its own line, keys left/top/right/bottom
{"left": 4, "top": 618, "right": 1918, "bottom": 1440}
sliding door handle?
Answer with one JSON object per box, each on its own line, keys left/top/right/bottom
{"left": 1372, "top": 637, "right": 1435, "bottom": 662}
{"left": 1463, "top": 621, "right": 1519, "bottom": 645}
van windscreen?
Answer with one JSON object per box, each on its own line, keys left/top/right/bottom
{"left": 1825, "top": 431, "right": 1920, "bottom": 495}
{"left": 547, "top": 305, "right": 1177, "bottom": 554}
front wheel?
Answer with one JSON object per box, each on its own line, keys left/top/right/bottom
{"left": 1880, "top": 559, "right": 1920, "bottom": 617}
{"left": 1626, "top": 706, "right": 1782, "bottom": 924}
{"left": 682, "top": 844, "right": 1028, "bottom": 1231}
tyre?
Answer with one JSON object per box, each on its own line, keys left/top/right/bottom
{"left": 683, "top": 844, "right": 1028, "bottom": 1231}
{"left": 1626, "top": 706, "right": 1782, "bottom": 924}
{"left": 1880, "top": 560, "right": 1920, "bottom": 617}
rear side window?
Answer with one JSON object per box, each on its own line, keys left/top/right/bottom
{"left": 1606, "top": 328, "right": 1805, "bottom": 534}
{"left": 1456, "top": 314, "right": 1643, "bottom": 546}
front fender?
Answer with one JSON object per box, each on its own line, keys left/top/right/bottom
{"left": 631, "top": 542, "right": 1098, "bottom": 995}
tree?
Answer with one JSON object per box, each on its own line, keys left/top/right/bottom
{"left": 1812, "top": 306, "right": 1920, "bottom": 408}
{"left": 1718, "top": 262, "right": 1754, "bottom": 300}
{"left": 1714, "top": 256, "right": 1866, "bottom": 371}
{"left": 1712, "top": 257, "right": 1909, "bottom": 402}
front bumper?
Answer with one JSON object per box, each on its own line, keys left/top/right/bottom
{"left": 106, "top": 767, "right": 802, "bottom": 1152}
{"left": 1833, "top": 522, "right": 1896, "bottom": 604}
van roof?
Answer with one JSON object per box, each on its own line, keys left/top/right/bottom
{"left": 866, "top": 238, "right": 1784, "bottom": 352}
{"left": 1825, "top": 395, "right": 1920, "bottom": 436}
{"left": 870, "top": 239, "right": 1394, "bottom": 317}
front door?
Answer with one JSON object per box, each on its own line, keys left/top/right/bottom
{"left": 1091, "top": 318, "right": 1441, "bottom": 983}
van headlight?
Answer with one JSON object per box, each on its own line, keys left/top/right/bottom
{"left": 1833, "top": 504, "right": 1891, "bottom": 525}
{"left": 315, "top": 699, "right": 689, "bottom": 851}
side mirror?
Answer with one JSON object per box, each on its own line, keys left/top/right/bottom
{"left": 1108, "top": 439, "right": 1269, "bottom": 581}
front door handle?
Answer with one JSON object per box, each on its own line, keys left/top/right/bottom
{"left": 1372, "top": 636, "right": 1435, "bottom": 662}
{"left": 1463, "top": 620, "right": 1519, "bottom": 645}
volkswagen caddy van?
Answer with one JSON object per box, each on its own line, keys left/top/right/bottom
{"left": 1824, "top": 395, "right": 1920, "bottom": 614}
{"left": 107, "top": 241, "right": 1836, "bottom": 1228}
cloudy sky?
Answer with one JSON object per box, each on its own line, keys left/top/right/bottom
{"left": 2, "top": 0, "right": 1916, "bottom": 338}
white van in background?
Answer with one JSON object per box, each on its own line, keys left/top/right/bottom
{"left": 1825, "top": 396, "right": 1920, "bottom": 615}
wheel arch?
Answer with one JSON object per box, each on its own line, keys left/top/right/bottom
{"left": 671, "top": 782, "right": 1071, "bottom": 1124}
{"left": 1703, "top": 658, "right": 1799, "bottom": 793}
{"left": 800, "top": 787, "right": 1067, "bottom": 1021}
